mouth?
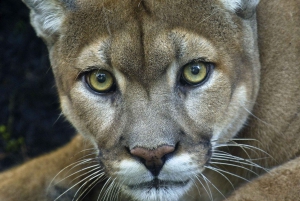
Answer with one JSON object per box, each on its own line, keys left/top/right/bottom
{"left": 128, "top": 178, "right": 191, "bottom": 190}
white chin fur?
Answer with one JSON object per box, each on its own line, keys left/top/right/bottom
{"left": 116, "top": 154, "right": 200, "bottom": 201}
{"left": 127, "top": 181, "right": 193, "bottom": 201}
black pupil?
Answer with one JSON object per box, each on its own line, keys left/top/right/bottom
{"left": 190, "top": 65, "right": 200, "bottom": 75}
{"left": 96, "top": 73, "right": 106, "bottom": 83}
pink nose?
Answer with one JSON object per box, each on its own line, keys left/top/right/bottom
{"left": 130, "top": 145, "right": 175, "bottom": 176}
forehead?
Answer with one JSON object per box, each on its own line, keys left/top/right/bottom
{"left": 60, "top": 0, "right": 239, "bottom": 82}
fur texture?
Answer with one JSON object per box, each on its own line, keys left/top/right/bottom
{"left": 227, "top": 156, "right": 300, "bottom": 201}
{"left": 0, "top": 0, "right": 299, "bottom": 200}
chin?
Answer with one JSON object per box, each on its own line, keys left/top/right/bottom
{"left": 122, "top": 179, "right": 193, "bottom": 201}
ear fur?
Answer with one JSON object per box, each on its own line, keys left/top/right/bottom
{"left": 221, "top": 0, "right": 260, "bottom": 19}
{"left": 22, "top": 0, "right": 69, "bottom": 45}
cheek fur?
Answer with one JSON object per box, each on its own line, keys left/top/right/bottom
{"left": 62, "top": 83, "right": 116, "bottom": 138}
{"left": 184, "top": 71, "right": 231, "bottom": 127}
{"left": 212, "top": 84, "right": 250, "bottom": 144}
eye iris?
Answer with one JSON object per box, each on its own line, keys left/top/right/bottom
{"left": 87, "top": 70, "right": 114, "bottom": 92}
{"left": 183, "top": 62, "right": 208, "bottom": 84}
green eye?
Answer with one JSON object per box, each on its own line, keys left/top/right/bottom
{"left": 181, "top": 61, "right": 209, "bottom": 85}
{"left": 86, "top": 70, "right": 115, "bottom": 93}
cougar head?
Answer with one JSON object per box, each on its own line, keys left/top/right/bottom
{"left": 23, "top": 0, "right": 260, "bottom": 200}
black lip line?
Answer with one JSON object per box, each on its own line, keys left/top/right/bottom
{"left": 128, "top": 179, "right": 190, "bottom": 190}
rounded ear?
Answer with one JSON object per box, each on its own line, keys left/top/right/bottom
{"left": 221, "top": 0, "right": 260, "bottom": 19}
{"left": 22, "top": 0, "right": 72, "bottom": 45}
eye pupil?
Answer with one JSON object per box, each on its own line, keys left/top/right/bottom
{"left": 190, "top": 65, "right": 200, "bottom": 75}
{"left": 96, "top": 73, "right": 106, "bottom": 83}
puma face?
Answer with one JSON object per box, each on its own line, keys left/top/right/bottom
{"left": 24, "top": 0, "right": 261, "bottom": 200}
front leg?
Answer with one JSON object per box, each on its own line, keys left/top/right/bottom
{"left": 0, "top": 135, "right": 100, "bottom": 201}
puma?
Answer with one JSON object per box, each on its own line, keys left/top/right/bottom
{"left": 0, "top": 0, "right": 299, "bottom": 200}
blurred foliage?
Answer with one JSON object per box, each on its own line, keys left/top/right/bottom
{"left": 0, "top": 124, "right": 25, "bottom": 152}
{"left": 0, "top": 0, "right": 75, "bottom": 171}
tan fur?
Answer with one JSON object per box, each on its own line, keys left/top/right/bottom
{"left": 224, "top": 1, "right": 300, "bottom": 199}
{"left": 227, "top": 156, "right": 300, "bottom": 201}
{"left": 0, "top": 0, "right": 299, "bottom": 200}
{"left": 192, "top": 0, "right": 300, "bottom": 199}
{"left": 0, "top": 135, "right": 97, "bottom": 201}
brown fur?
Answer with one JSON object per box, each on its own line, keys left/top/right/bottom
{"left": 224, "top": 1, "right": 300, "bottom": 199}
{"left": 227, "top": 156, "right": 300, "bottom": 201}
{"left": 0, "top": 135, "right": 97, "bottom": 201}
{"left": 192, "top": 0, "right": 300, "bottom": 199}
{"left": 0, "top": 0, "right": 299, "bottom": 200}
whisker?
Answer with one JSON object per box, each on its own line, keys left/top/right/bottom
{"left": 213, "top": 149, "right": 262, "bottom": 161}
{"left": 200, "top": 173, "right": 226, "bottom": 200}
{"left": 215, "top": 143, "right": 272, "bottom": 159}
{"left": 54, "top": 169, "right": 103, "bottom": 201}
{"left": 75, "top": 174, "right": 107, "bottom": 201}
{"left": 212, "top": 154, "right": 269, "bottom": 172}
{"left": 204, "top": 165, "right": 235, "bottom": 190}
{"left": 188, "top": 176, "right": 201, "bottom": 199}
{"left": 212, "top": 151, "right": 263, "bottom": 165}
{"left": 241, "top": 104, "right": 285, "bottom": 138}
{"left": 57, "top": 164, "right": 102, "bottom": 185}
{"left": 64, "top": 155, "right": 98, "bottom": 174}
{"left": 205, "top": 165, "right": 250, "bottom": 182}
{"left": 48, "top": 158, "right": 94, "bottom": 190}
{"left": 97, "top": 177, "right": 112, "bottom": 201}
{"left": 241, "top": 105, "right": 274, "bottom": 128}
{"left": 229, "top": 138, "right": 265, "bottom": 148}
{"left": 75, "top": 148, "right": 97, "bottom": 156}
{"left": 104, "top": 179, "right": 117, "bottom": 201}
{"left": 110, "top": 181, "right": 120, "bottom": 201}
{"left": 69, "top": 166, "right": 103, "bottom": 187}
{"left": 53, "top": 112, "right": 64, "bottom": 126}
{"left": 209, "top": 161, "right": 259, "bottom": 176}
{"left": 198, "top": 174, "right": 213, "bottom": 200}
{"left": 73, "top": 171, "right": 105, "bottom": 201}
{"left": 193, "top": 174, "right": 211, "bottom": 200}
{"left": 76, "top": 172, "right": 107, "bottom": 201}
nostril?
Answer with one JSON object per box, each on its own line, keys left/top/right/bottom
{"left": 125, "top": 146, "right": 131, "bottom": 154}
{"left": 162, "top": 142, "right": 179, "bottom": 161}
{"left": 130, "top": 145, "right": 175, "bottom": 176}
